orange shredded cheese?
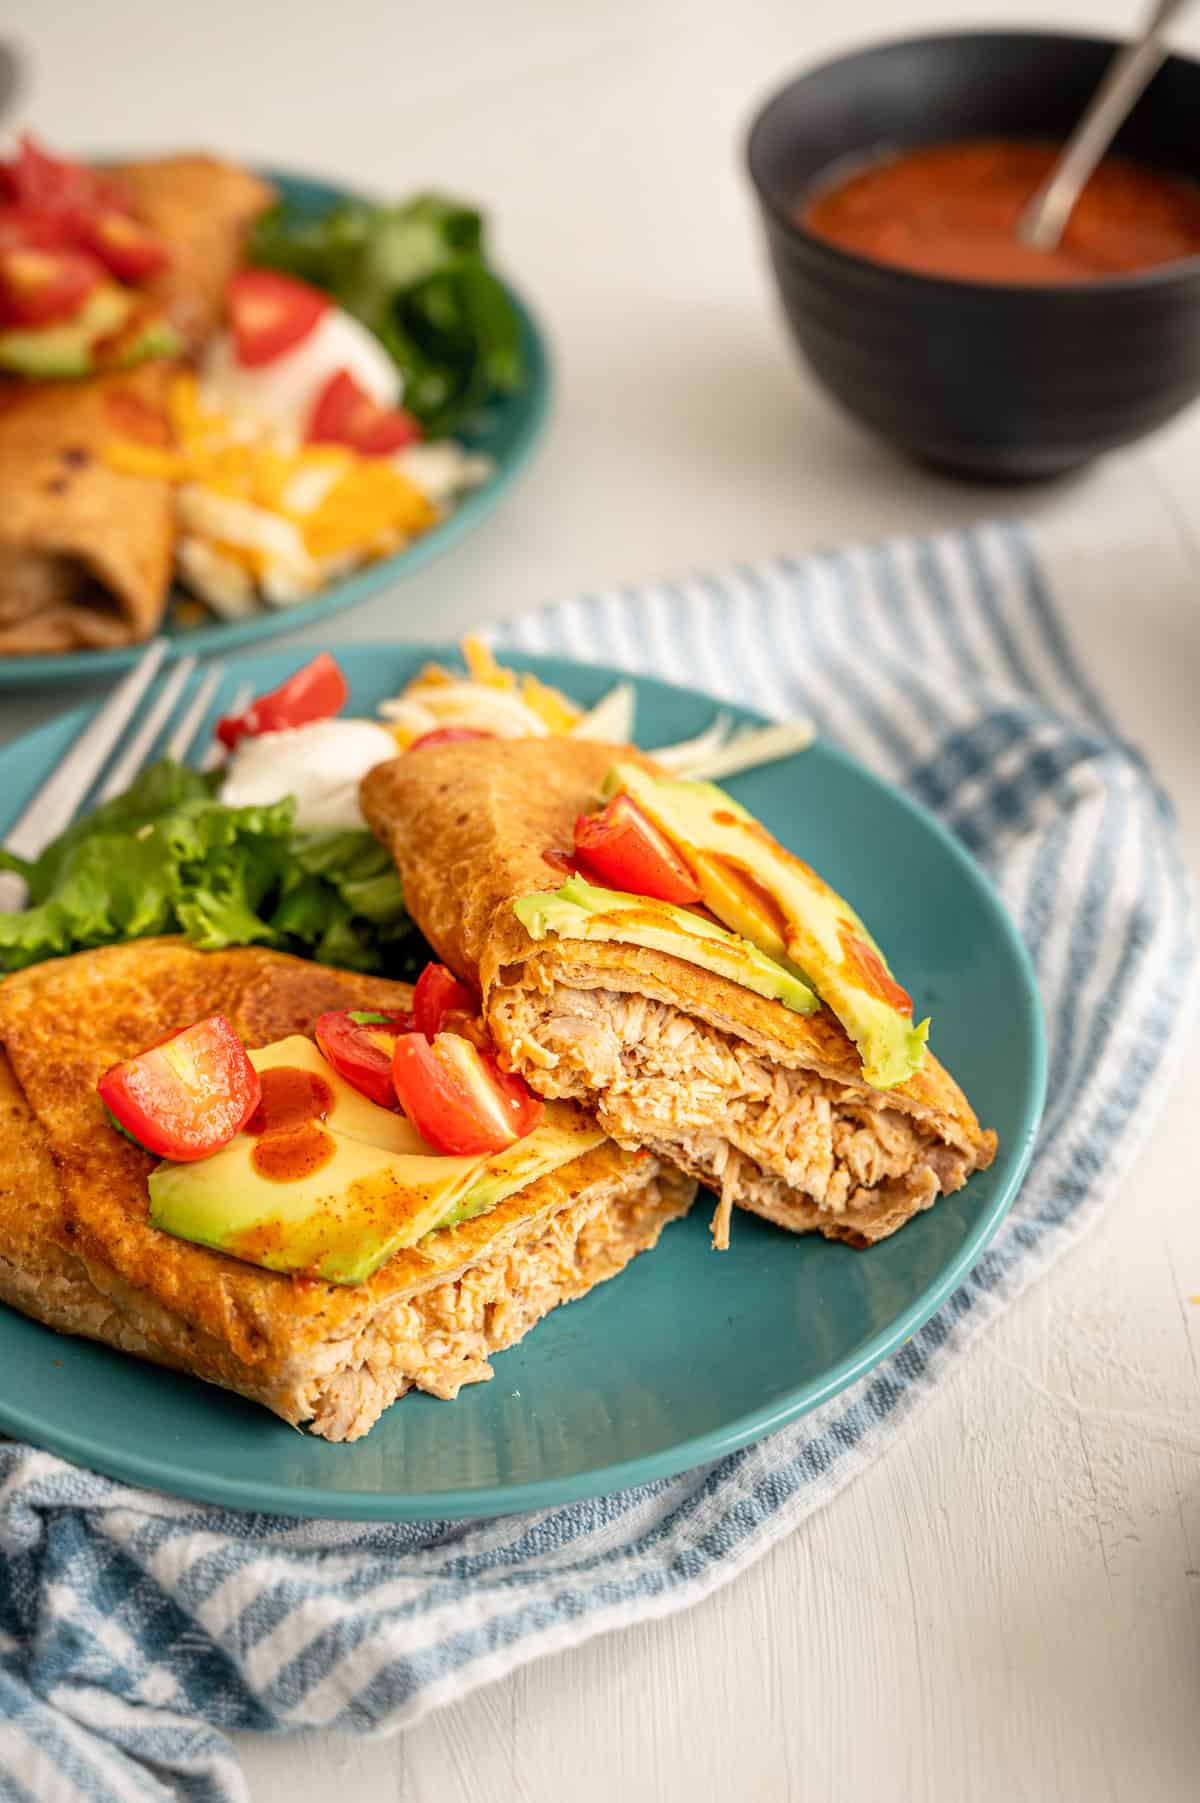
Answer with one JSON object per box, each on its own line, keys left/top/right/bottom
{"left": 519, "top": 672, "right": 581, "bottom": 732}
{"left": 103, "top": 372, "right": 438, "bottom": 580}
{"left": 462, "top": 635, "right": 516, "bottom": 689}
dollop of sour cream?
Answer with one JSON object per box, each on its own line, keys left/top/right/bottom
{"left": 201, "top": 308, "right": 402, "bottom": 442}
{"left": 220, "top": 719, "right": 399, "bottom": 830}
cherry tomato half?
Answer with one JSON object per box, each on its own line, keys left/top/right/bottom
{"left": 82, "top": 208, "right": 170, "bottom": 283}
{"left": 307, "top": 368, "right": 422, "bottom": 456}
{"left": 412, "top": 963, "right": 479, "bottom": 1040}
{"left": 228, "top": 268, "right": 329, "bottom": 367}
{"left": 215, "top": 652, "right": 349, "bottom": 749}
{"left": 573, "top": 793, "right": 701, "bottom": 904}
{"left": 408, "top": 727, "right": 493, "bottom": 752}
{"left": 0, "top": 205, "right": 73, "bottom": 255}
{"left": 98, "top": 1013, "right": 261, "bottom": 1162}
{"left": 314, "top": 1008, "right": 415, "bottom": 1109}
{"left": 8, "top": 133, "right": 98, "bottom": 222}
{"left": 391, "top": 1031, "right": 543, "bottom": 1156}
{"left": 0, "top": 246, "right": 101, "bottom": 327}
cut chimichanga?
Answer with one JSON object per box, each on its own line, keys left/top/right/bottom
{"left": 0, "top": 939, "right": 693, "bottom": 1440}
{"left": 361, "top": 739, "right": 997, "bottom": 1249}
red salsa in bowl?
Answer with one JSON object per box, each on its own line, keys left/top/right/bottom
{"left": 800, "top": 139, "right": 1200, "bottom": 284}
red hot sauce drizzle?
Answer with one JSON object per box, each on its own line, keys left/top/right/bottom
{"left": 244, "top": 1066, "right": 336, "bottom": 1182}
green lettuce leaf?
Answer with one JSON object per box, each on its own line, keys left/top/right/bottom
{"left": 0, "top": 760, "right": 421, "bottom": 979}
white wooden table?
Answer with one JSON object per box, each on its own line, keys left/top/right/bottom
{"left": 10, "top": 2, "right": 1200, "bottom": 1797}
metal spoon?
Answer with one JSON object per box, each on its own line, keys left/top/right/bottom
{"left": 0, "top": 43, "right": 23, "bottom": 126}
{"left": 1019, "top": 0, "right": 1192, "bottom": 252}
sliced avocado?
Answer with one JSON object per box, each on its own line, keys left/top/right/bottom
{"left": 148, "top": 1130, "right": 484, "bottom": 1284}
{"left": 114, "top": 316, "right": 183, "bottom": 370}
{"left": 147, "top": 1017, "right": 608, "bottom": 1285}
{"left": 0, "top": 285, "right": 134, "bottom": 379}
{"left": 248, "top": 1036, "right": 430, "bottom": 1157}
{"left": 513, "top": 874, "right": 819, "bottom": 1016}
{"left": 432, "top": 1103, "right": 607, "bottom": 1233}
{"left": 603, "top": 762, "right": 927, "bottom": 1088}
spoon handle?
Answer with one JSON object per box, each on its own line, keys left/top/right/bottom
{"left": 1019, "top": 0, "right": 1192, "bottom": 251}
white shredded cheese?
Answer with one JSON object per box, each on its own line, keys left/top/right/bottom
{"left": 682, "top": 718, "right": 817, "bottom": 781}
{"left": 570, "top": 682, "right": 637, "bottom": 743}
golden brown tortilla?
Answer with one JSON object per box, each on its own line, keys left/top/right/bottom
{"left": 0, "top": 362, "right": 175, "bottom": 652}
{"left": 102, "top": 154, "right": 276, "bottom": 351}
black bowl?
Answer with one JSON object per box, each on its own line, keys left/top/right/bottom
{"left": 746, "top": 30, "right": 1200, "bottom": 480}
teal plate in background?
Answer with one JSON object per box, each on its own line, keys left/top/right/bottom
{"left": 0, "top": 173, "right": 551, "bottom": 691}
{"left": 0, "top": 646, "right": 1045, "bottom": 1518}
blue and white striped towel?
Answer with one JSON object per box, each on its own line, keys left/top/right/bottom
{"left": 0, "top": 522, "right": 1193, "bottom": 1803}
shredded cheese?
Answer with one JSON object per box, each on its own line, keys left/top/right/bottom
{"left": 383, "top": 640, "right": 584, "bottom": 741}
{"left": 104, "top": 372, "right": 439, "bottom": 608}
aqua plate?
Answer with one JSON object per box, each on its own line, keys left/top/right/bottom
{"left": 0, "top": 173, "right": 551, "bottom": 691}
{"left": 0, "top": 646, "right": 1045, "bottom": 1518}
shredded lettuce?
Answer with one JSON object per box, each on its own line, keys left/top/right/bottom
{"left": 0, "top": 761, "right": 421, "bottom": 977}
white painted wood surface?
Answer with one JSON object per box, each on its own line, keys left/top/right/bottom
{"left": 9, "top": 2, "right": 1200, "bottom": 1797}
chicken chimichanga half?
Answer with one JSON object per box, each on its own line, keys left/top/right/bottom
{"left": 361, "top": 739, "right": 997, "bottom": 1250}
{"left": 0, "top": 939, "right": 693, "bottom": 1440}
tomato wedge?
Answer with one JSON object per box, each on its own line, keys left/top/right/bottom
{"left": 98, "top": 1014, "right": 261, "bottom": 1163}
{"left": 8, "top": 134, "right": 98, "bottom": 222}
{"left": 573, "top": 793, "right": 701, "bottom": 904}
{"left": 215, "top": 652, "right": 349, "bottom": 749}
{"left": 83, "top": 208, "right": 170, "bottom": 282}
{"left": 307, "top": 368, "right": 422, "bottom": 455}
{"left": 408, "top": 726, "right": 493, "bottom": 752}
{"left": 0, "top": 246, "right": 101, "bottom": 326}
{"left": 0, "top": 205, "right": 73, "bottom": 255}
{"left": 391, "top": 1032, "right": 543, "bottom": 1156}
{"left": 229, "top": 268, "right": 329, "bottom": 367}
{"left": 412, "top": 962, "right": 479, "bottom": 1039}
{"left": 315, "top": 1008, "right": 415, "bottom": 1109}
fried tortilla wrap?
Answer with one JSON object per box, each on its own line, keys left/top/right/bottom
{"left": 0, "top": 154, "right": 273, "bottom": 655}
{"left": 0, "top": 940, "right": 692, "bottom": 1441}
{"left": 361, "top": 739, "right": 997, "bottom": 1250}
{"left": 101, "top": 154, "right": 276, "bottom": 351}
{"left": 0, "top": 362, "right": 175, "bottom": 652}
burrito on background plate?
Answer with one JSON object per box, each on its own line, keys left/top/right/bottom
{"left": 0, "top": 940, "right": 693, "bottom": 1440}
{"left": 362, "top": 738, "right": 997, "bottom": 1250}
{"left": 0, "top": 152, "right": 274, "bottom": 655}
{"left": 0, "top": 362, "right": 175, "bottom": 652}
{"left": 98, "top": 154, "right": 276, "bottom": 352}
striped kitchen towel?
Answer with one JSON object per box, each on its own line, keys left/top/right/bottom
{"left": 0, "top": 522, "right": 1193, "bottom": 1803}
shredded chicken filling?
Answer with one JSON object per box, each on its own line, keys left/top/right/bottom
{"left": 503, "top": 988, "right": 975, "bottom": 1245}
{"left": 300, "top": 1174, "right": 683, "bottom": 1440}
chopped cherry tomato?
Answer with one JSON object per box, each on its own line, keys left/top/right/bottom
{"left": 408, "top": 726, "right": 493, "bottom": 751}
{"left": 215, "top": 652, "right": 349, "bottom": 749}
{"left": 8, "top": 134, "right": 98, "bottom": 222}
{"left": 391, "top": 1031, "right": 543, "bottom": 1156}
{"left": 541, "top": 847, "right": 578, "bottom": 876}
{"left": 413, "top": 963, "right": 479, "bottom": 1039}
{"left": 82, "top": 208, "right": 170, "bottom": 282}
{"left": 0, "top": 205, "right": 73, "bottom": 255}
{"left": 228, "top": 268, "right": 328, "bottom": 367}
{"left": 98, "top": 1013, "right": 261, "bottom": 1163}
{"left": 0, "top": 246, "right": 102, "bottom": 326}
{"left": 306, "top": 368, "right": 422, "bottom": 455}
{"left": 315, "top": 1008, "right": 415, "bottom": 1109}
{"left": 573, "top": 793, "right": 701, "bottom": 904}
